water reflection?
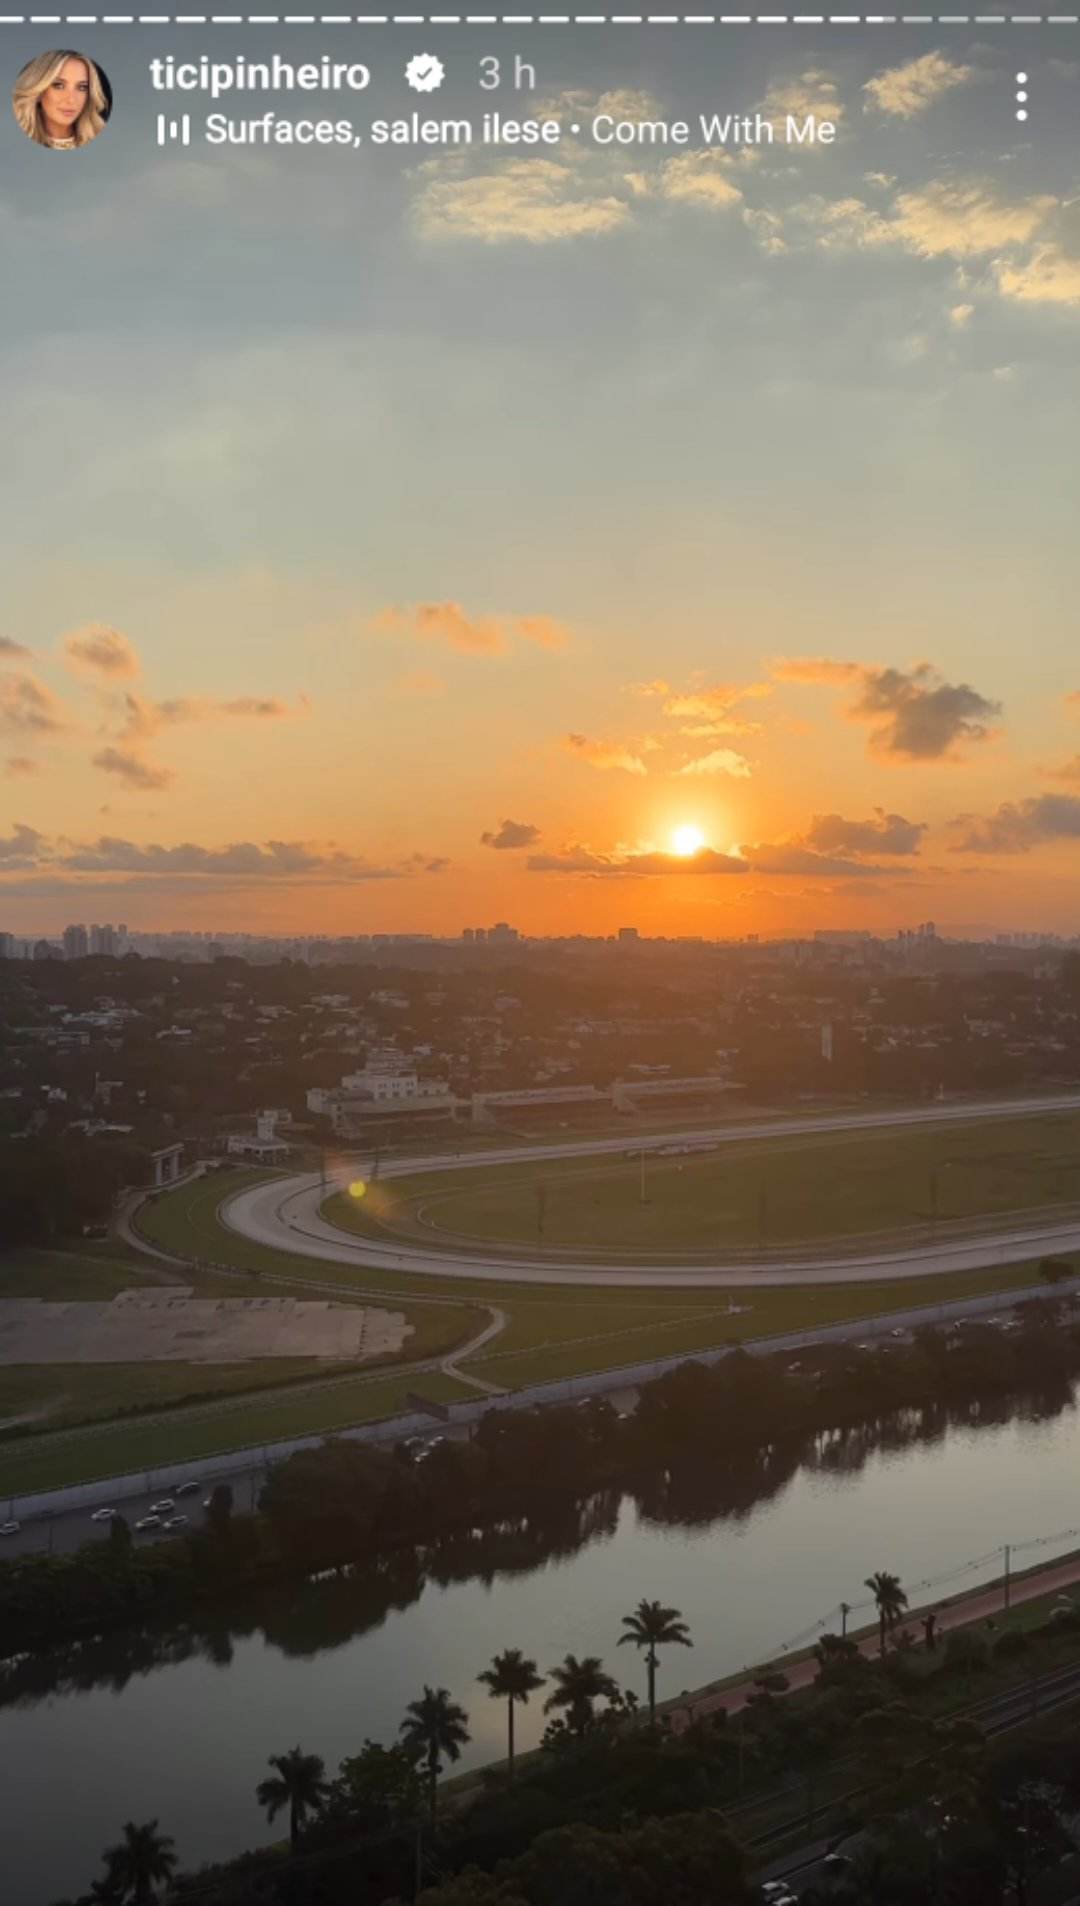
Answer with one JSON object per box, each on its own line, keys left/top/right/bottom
{"left": 4, "top": 1379, "right": 1071, "bottom": 1716}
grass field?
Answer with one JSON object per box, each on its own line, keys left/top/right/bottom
{"left": 467, "top": 1258, "right": 1070, "bottom": 1389}
{"left": 144, "top": 1170, "right": 1074, "bottom": 1380}
{"left": 7, "top": 1121, "right": 1076, "bottom": 1499}
{"left": 0, "top": 1248, "right": 348, "bottom": 1436}
{"left": 0, "top": 1357, "right": 337, "bottom": 1435}
{"left": 0, "top": 1226, "right": 482, "bottom": 1467}
{"left": 330, "top": 1111, "right": 1080, "bottom": 1260}
{"left": 134, "top": 1172, "right": 485, "bottom": 1358}
{"left": 0, "top": 1249, "right": 169, "bottom": 1303}
{"left": 0, "top": 1366, "right": 477, "bottom": 1499}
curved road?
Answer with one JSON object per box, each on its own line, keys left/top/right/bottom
{"left": 224, "top": 1092, "right": 1080, "bottom": 1289}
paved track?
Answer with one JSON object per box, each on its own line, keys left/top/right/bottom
{"left": 224, "top": 1093, "right": 1080, "bottom": 1289}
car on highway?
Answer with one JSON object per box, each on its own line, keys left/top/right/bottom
{"left": 174, "top": 1480, "right": 201, "bottom": 1496}
{"left": 134, "top": 1515, "right": 162, "bottom": 1533}
{"left": 1, "top": 1519, "right": 20, "bottom": 1536}
{"left": 149, "top": 1498, "right": 175, "bottom": 1514}
{"left": 415, "top": 1436, "right": 447, "bottom": 1463}
{"left": 161, "top": 1514, "right": 189, "bottom": 1531}
{"left": 759, "top": 1884, "right": 798, "bottom": 1905}
{"left": 90, "top": 1506, "right": 117, "bottom": 1522}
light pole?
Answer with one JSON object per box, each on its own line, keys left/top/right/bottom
{"left": 1004, "top": 1543, "right": 1011, "bottom": 1615}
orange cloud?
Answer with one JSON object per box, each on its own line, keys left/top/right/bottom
{"left": 776, "top": 657, "right": 1000, "bottom": 761}
{"left": 65, "top": 625, "right": 140, "bottom": 680}
{"left": 564, "top": 733, "right": 656, "bottom": 776}
{"left": 772, "top": 656, "right": 863, "bottom": 684}
{"left": 121, "top": 693, "right": 295, "bottom": 741}
{"left": 0, "top": 674, "right": 67, "bottom": 737}
{"left": 481, "top": 819, "right": 541, "bottom": 850}
{"left": 528, "top": 842, "right": 748, "bottom": 878}
{"left": 677, "top": 747, "right": 753, "bottom": 779}
{"left": 0, "top": 832, "right": 443, "bottom": 884}
{"left": 92, "top": 746, "right": 175, "bottom": 792}
{"left": 663, "top": 681, "right": 771, "bottom": 725}
{"left": 514, "top": 615, "right": 570, "bottom": 652}
{"left": 950, "top": 794, "right": 1080, "bottom": 854}
{"left": 377, "top": 601, "right": 569, "bottom": 657}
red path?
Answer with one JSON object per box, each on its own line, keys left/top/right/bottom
{"left": 665, "top": 1549, "right": 1080, "bottom": 1731}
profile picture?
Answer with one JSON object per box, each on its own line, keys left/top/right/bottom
{"left": 12, "top": 48, "right": 112, "bottom": 150}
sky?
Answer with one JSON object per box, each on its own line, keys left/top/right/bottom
{"left": 3, "top": 18, "right": 1080, "bottom": 939}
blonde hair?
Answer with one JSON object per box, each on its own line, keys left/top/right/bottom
{"left": 13, "top": 49, "right": 108, "bottom": 147}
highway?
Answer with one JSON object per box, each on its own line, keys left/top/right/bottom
{"left": 755, "top": 1658, "right": 1080, "bottom": 1899}
{"left": 0, "top": 1420, "right": 479, "bottom": 1558}
{"left": 223, "top": 1091, "right": 1080, "bottom": 1289}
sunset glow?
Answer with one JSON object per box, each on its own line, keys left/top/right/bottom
{"left": 3, "top": 29, "right": 1079, "bottom": 945}
{"left": 671, "top": 826, "right": 707, "bottom": 859}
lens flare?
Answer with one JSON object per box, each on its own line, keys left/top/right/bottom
{"left": 348, "top": 1179, "right": 367, "bottom": 1199}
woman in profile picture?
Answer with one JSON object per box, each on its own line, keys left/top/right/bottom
{"left": 13, "top": 49, "right": 110, "bottom": 150}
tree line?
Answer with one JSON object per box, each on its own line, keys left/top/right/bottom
{"left": 5, "top": 1286, "right": 1080, "bottom": 1660}
{"left": 50, "top": 1570, "right": 1080, "bottom": 1906}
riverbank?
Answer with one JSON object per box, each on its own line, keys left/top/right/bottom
{"left": 7, "top": 1391, "right": 1080, "bottom": 1906}
{"left": 441, "top": 1541, "right": 1080, "bottom": 1803}
{"left": 663, "top": 1540, "right": 1080, "bottom": 1730}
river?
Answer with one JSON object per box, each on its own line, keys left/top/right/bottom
{"left": 4, "top": 1392, "right": 1080, "bottom": 1905}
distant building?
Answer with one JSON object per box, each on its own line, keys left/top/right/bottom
{"left": 63, "top": 923, "right": 89, "bottom": 960}
{"left": 147, "top": 1143, "right": 183, "bottom": 1188}
{"left": 226, "top": 1132, "right": 291, "bottom": 1163}
{"left": 618, "top": 927, "right": 640, "bottom": 943}
{"left": 308, "top": 1060, "right": 456, "bottom": 1131}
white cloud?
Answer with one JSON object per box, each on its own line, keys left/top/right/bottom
{"left": 760, "top": 70, "right": 846, "bottom": 136}
{"left": 995, "top": 245, "right": 1080, "bottom": 308}
{"left": 677, "top": 747, "right": 753, "bottom": 779}
{"left": 660, "top": 151, "right": 743, "bottom": 211}
{"left": 864, "top": 53, "right": 976, "bottom": 119}
{"left": 412, "top": 156, "right": 631, "bottom": 245}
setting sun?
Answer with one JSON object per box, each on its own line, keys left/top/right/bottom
{"left": 671, "top": 824, "right": 707, "bottom": 858}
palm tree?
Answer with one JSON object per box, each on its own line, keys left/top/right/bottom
{"left": 543, "top": 1653, "right": 620, "bottom": 1741}
{"left": 97, "top": 1821, "right": 177, "bottom": 1904}
{"left": 617, "top": 1598, "right": 693, "bottom": 1728}
{"left": 400, "top": 1684, "right": 471, "bottom": 1818}
{"left": 865, "top": 1570, "right": 909, "bottom": 1657}
{"left": 256, "top": 1746, "right": 329, "bottom": 1850}
{"left": 477, "top": 1648, "right": 545, "bottom": 1779}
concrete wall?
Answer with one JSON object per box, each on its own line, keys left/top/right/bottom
{"left": 7, "top": 1275, "right": 1077, "bottom": 1523}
